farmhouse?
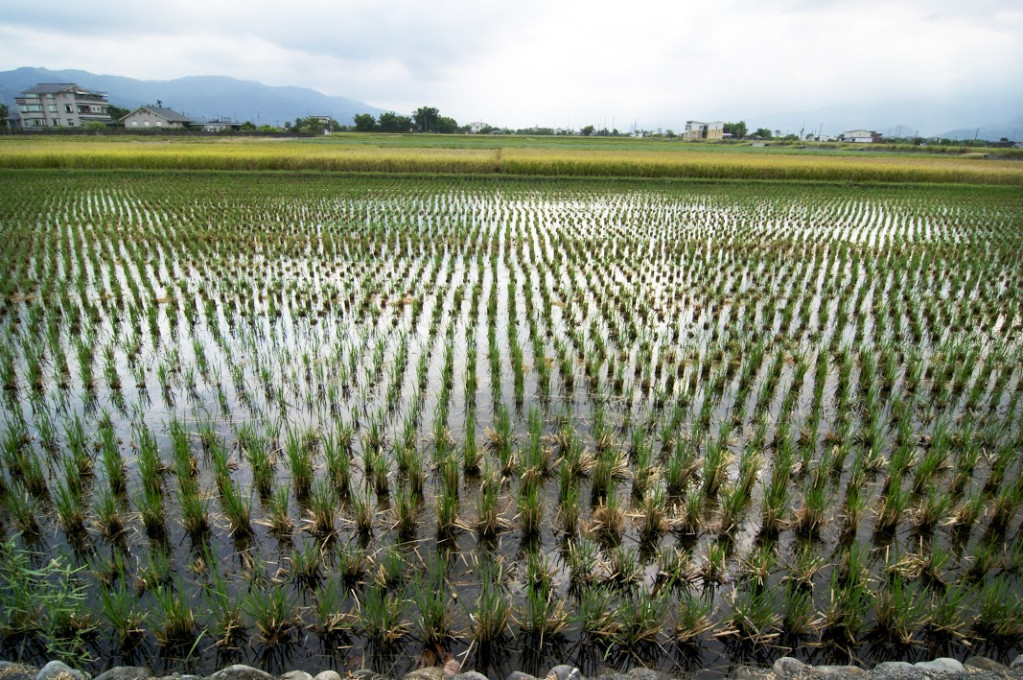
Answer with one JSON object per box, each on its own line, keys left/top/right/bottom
{"left": 840, "top": 129, "right": 881, "bottom": 143}
{"left": 121, "top": 105, "right": 196, "bottom": 129}
{"left": 14, "top": 83, "right": 113, "bottom": 129}
{"left": 203, "top": 119, "right": 243, "bottom": 133}
{"left": 684, "top": 121, "right": 724, "bottom": 141}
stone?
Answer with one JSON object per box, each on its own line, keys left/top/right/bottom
{"left": 914, "top": 658, "right": 965, "bottom": 675}
{"left": 813, "top": 666, "right": 864, "bottom": 677}
{"left": 548, "top": 667, "right": 580, "bottom": 680}
{"left": 772, "top": 657, "right": 812, "bottom": 679}
{"left": 731, "top": 666, "right": 772, "bottom": 680}
{"left": 279, "top": 672, "right": 313, "bottom": 680}
{"left": 625, "top": 670, "right": 664, "bottom": 680}
{"left": 452, "top": 673, "right": 490, "bottom": 680}
{"left": 506, "top": 673, "right": 537, "bottom": 680}
{"left": 208, "top": 666, "right": 275, "bottom": 680}
{"left": 36, "top": 661, "right": 89, "bottom": 680}
{"left": 443, "top": 660, "right": 460, "bottom": 678}
{"left": 872, "top": 661, "right": 922, "bottom": 676}
{"left": 405, "top": 669, "right": 444, "bottom": 680}
{"left": 964, "top": 657, "right": 1008, "bottom": 674}
{"left": 1010, "top": 656, "right": 1023, "bottom": 670}
{"left": 93, "top": 669, "right": 151, "bottom": 680}
{"left": 314, "top": 673, "right": 342, "bottom": 680}
{"left": 350, "top": 671, "right": 385, "bottom": 680}
{"left": 0, "top": 663, "right": 38, "bottom": 680}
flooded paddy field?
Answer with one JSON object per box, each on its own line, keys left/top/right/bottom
{"left": 0, "top": 170, "right": 1021, "bottom": 677}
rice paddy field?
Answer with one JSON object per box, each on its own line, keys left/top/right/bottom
{"left": 0, "top": 164, "right": 1022, "bottom": 678}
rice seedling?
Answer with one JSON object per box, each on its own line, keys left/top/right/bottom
{"left": 470, "top": 559, "right": 511, "bottom": 647}
{"left": 149, "top": 581, "right": 197, "bottom": 647}
{"left": 358, "top": 582, "right": 409, "bottom": 647}
{"left": 243, "top": 580, "right": 298, "bottom": 645}
{"left": 412, "top": 559, "right": 452, "bottom": 646}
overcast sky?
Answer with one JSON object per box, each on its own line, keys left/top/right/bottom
{"left": 2, "top": 0, "right": 1021, "bottom": 130}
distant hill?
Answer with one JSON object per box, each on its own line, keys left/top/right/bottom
{"left": 748, "top": 93, "right": 1023, "bottom": 140}
{"left": 0, "top": 67, "right": 384, "bottom": 125}
{"left": 939, "top": 114, "right": 1023, "bottom": 142}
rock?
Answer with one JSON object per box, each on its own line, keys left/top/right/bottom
{"left": 731, "top": 666, "right": 773, "bottom": 680}
{"left": 772, "top": 657, "right": 812, "bottom": 679}
{"left": 872, "top": 661, "right": 922, "bottom": 676}
{"left": 914, "top": 659, "right": 965, "bottom": 675}
{"left": 208, "top": 666, "right": 275, "bottom": 680}
{"left": 36, "top": 661, "right": 89, "bottom": 680}
{"left": 625, "top": 670, "right": 664, "bottom": 680}
{"left": 1, "top": 663, "right": 39, "bottom": 680}
{"left": 279, "top": 673, "right": 313, "bottom": 680}
{"left": 93, "top": 669, "right": 151, "bottom": 680}
{"left": 405, "top": 669, "right": 444, "bottom": 680}
{"left": 814, "top": 666, "right": 864, "bottom": 677}
{"left": 452, "top": 674, "right": 490, "bottom": 680}
{"left": 443, "top": 660, "right": 461, "bottom": 678}
{"left": 548, "top": 667, "right": 580, "bottom": 680}
{"left": 1010, "top": 656, "right": 1023, "bottom": 670}
{"left": 964, "top": 657, "right": 1008, "bottom": 674}
{"left": 506, "top": 673, "right": 537, "bottom": 680}
{"left": 350, "top": 671, "right": 385, "bottom": 680}
{"left": 314, "top": 673, "right": 342, "bottom": 680}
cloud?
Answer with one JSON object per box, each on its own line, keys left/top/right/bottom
{"left": 1, "top": 0, "right": 1021, "bottom": 129}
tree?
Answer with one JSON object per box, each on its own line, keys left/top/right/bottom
{"left": 107, "top": 105, "right": 130, "bottom": 122}
{"left": 723, "top": 121, "right": 747, "bottom": 139}
{"left": 435, "top": 116, "right": 459, "bottom": 134}
{"left": 752, "top": 128, "right": 773, "bottom": 139}
{"left": 413, "top": 106, "right": 440, "bottom": 133}
{"left": 580, "top": 125, "right": 595, "bottom": 136}
{"left": 377, "top": 112, "right": 412, "bottom": 133}
{"left": 0, "top": 103, "right": 8, "bottom": 132}
{"left": 353, "top": 113, "right": 376, "bottom": 132}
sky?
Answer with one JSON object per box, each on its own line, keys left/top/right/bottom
{"left": 2, "top": 0, "right": 1022, "bottom": 131}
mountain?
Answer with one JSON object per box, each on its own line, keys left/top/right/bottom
{"left": 747, "top": 93, "right": 1023, "bottom": 140}
{"left": 0, "top": 67, "right": 384, "bottom": 125}
{"left": 938, "top": 114, "right": 1023, "bottom": 142}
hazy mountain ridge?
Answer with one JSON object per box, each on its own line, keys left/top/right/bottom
{"left": 0, "top": 67, "right": 383, "bottom": 125}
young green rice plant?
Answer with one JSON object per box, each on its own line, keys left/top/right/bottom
{"left": 475, "top": 463, "right": 504, "bottom": 538}
{"left": 781, "top": 582, "right": 819, "bottom": 638}
{"left": 5, "top": 484, "right": 40, "bottom": 536}
{"left": 312, "top": 575, "right": 352, "bottom": 639}
{"left": 149, "top": 581, "right": 197, "bottom": 647}
{"left": 518, "top": 483, "right": 543, "bottom": 539}
{"left": 267, "top": 484, "right": 293, "bottom": 536}
{"left": 99, "top": 418, "right": 126, "bottom": 496}
{"left": 243, "top": 580, "right": 298, "bottom": 645}
{"left": 285, "top": 427, "right": 314, "bottom": 499}
{"left": 351, "top": 489, "right": 375, "bottom": 539}
{"left": 638, "top": 487, "right": 669, "bottom": 542}
{"left": 605, "top": 544, "right": 641, "bottom": 592}
{"left": 324, "top": 423, "right": 352, "bottom": 498}
{"left": 92, "top": 484, "right": 125, "bottom": 541}
{"left": 870, "top": 575, "right": 925, "bottom": 645}
{"left": 973, "top": 575, "right": 1023, "bottom": 642}
{"left": 306, "top": 477, "right": 336, "bottom": 537}
{"left": 289, "top": 540, "right": 323, "bottom": 589}
{"left": 412, "top": 558, "right": 452, "bottom": 646}
{"left": 588, "top": 491, "right": 625, "bottom": 545}
{"left": 220, "top": 480, "right": 252, "bottom": 538}
{"left": 519, "top": 581, "right": 569, "bottom": 646}
{"left": 64, "top": 415, "right": 93, "bottom": 478}
{"left": 53, "top": 479, "right": 87, "bottom": 539}
{"left": 614, "top": 588, "right": 670, "bottom": 654}
{"left": 98, "top": 579, "right": 145, "bottom": 647}
{"left": 718, "top": 584, "right": 779, "bottom": 644}
{"left": 436, "top": 484, "right": 460, "bottom": 539}
{"left": 135, "top": 484, "right": 166, "bottom": 537}
{"left": 358, "top": 581, "right": 409, "bottom": 647}
{"left": 392, "top": 483, "right": 418, "bottom": 540}
{"left": 470, "top": 558, "right": 511, "bottom": 647}
{"left": 698, "top": 541, "right": 729, "bottom": 587}
{"left": 372, "top": 544, "right": 406, "bottom": 590}
{"left": 337, "top": 542, "right": 368, "bottom": 589}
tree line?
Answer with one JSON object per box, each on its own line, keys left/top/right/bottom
{"left": 354, "top": 107, "right": 459, "bottom": 134}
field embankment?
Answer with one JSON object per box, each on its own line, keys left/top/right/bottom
{"left": 1, "top": 136, "right": 1021, "bottom": 184}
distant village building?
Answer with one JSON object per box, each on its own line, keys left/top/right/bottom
{"left": 203, "top": 119, "right": 243, "bottom": 132}
{"left": 683, "top": 121, "right": 724, "bottom": 141}
{"left": 839, "top": 129, "right": 881, "bottom": 143}
{"left": 468, "top": 122, "right": 488, "bottom": 134}
{"left": 15, "top": 83, "right": 113, "bottom": 129}
{"left": 121, "top": 105, "right": 196, "bottom": 129}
